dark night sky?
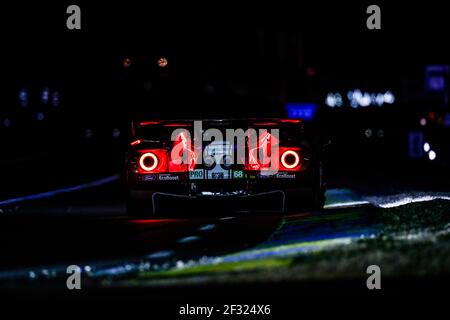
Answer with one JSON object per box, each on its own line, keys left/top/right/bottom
{"left": 2, "top": 2, "right": 449, "bottom": 109}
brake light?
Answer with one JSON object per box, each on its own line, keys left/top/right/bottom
{"left": 245, "top": 144, "right": 301, "bottom": 172}
{"left": 137, "top": 150, "right": 167, "bottom": 173}
{"left": 279, "top": 147, "right": 301, "bottom": 171}
{"left": 139, "top": 121, "right": 159, "bottom": 126}
{"left": 131, "top": 139, "right": 142, "bottom": 146}
{"left": 245, "top": 131, "right": 278, "bottom": 171}
{"left": 139, "top": 152, "right": 158, "bottom": 171}
{"left": 169, "top": 131, "right": 198, "bottom": 172}
{"left": 252, "top": 122, "right": 278, "bottom": 126}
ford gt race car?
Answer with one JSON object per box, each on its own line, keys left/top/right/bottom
{"left": 125, "top": 118, "right": 326, "bottom": 218}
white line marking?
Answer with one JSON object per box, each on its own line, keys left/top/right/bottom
{"left": 178, "top": 236, "right": 200, "bottom": 244}
{"left": 219, "top": 217, "right": 236, "bottom": 220}
{"left": 324, "top": 200, "right": 370, "bottom": 209}
{"left": 198, "top": 224, "right": 216, "bottom": 231}
{"left": 375, "top": 195, "right": 450, "bottom": 208}
{"left": 146, "top": 250, "right": 174, "bottom": 259}
{"left": 0, "top": 175, "right": 120, "bottom": 206}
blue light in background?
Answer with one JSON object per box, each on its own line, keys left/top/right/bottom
{"left": 285, "top": 103, "right": 318, "bottom": 121}
{"left": 52, "top": 91, "right": 60, "bottom": 107}
{"left": 41, "top": 87, "right": 50, "bottom": 104}
{"left": 18, "top": 88, "right": 28, "bottom": 107}
{"left": 425, "top": 65, "right": 449, "bottom": 92}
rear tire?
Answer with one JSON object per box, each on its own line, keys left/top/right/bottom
{"left": 309, "top": 185, "right": 326, "bottom": 210}
{"left": 126, "top": 191, "right": 156, "bottom": 219}
{"left": 283, "top": 162, "right": 326, "bottom": 213}
{"left": 283, "top": 189, "right": 324, "bottom": 213}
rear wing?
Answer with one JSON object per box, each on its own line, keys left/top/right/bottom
{"left": 131, "top": 118, "right": 304, "bottom": 135}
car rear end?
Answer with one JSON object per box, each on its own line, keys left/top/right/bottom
{"left": 125, "top": 118, "right": 325, "bottom": 217}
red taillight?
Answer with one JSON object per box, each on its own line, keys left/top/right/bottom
{"left": 245, "top": 131, "right": 277, "bottom": 171}
{"left": 139, "top": 152, "right": 159, "bottom": 171}
{"left": 169, "top": 131, "right": 198, "bottom": 172}
{"left": 245, "top": 145, "right": 302, "bottom": 172}
{"left": 139, "top": 121, "right": 159, "bottom": 126}
{"left": 252, "top": 122, "right": 278, "bottom": 126}
{"left": 137, "top": 150, "right": 167, "bottom": 173}
{"left": 281, "top": 150, "right": 300, "bottom": 169}
{"left": 279, "top": 147, "right": 301, "bottom": 171}
{"left": 279, "top": 119, "right": 301, "bottom": 123}
{"left": 131, "top": 139, "right": 142, "bottom": 146}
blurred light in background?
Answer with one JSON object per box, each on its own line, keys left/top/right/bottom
{"left": 52, "top": 91, "right": 60, "bottom": 107}
{"left": 352, "top": 89, "right": 362, "bottom": 102}
{"left": 360, "top": 93, "right": 371, "bottom": 107}
{"left": 428, "top": 150, "right": 437, "bottom": 161}
{"left": 325, "top": 93, "right": 336, "bottom": 107}
{"left": 325, "top": 93, "right": 343, "bottom": 107}
{"left": 408, "top": 131, "right": 424, "bottom": 158}
{"left": 157, "top": 57, "right": 168, "bottom": 68}
{"left": 383, "top": 91, "right": 395, "bottom": 104}
{"left": 425, "top": 65, "right": 449, "bottom": 92}
{"left": 335, "top": 93, "right": 343, "bottom": 106}
{"left": 375, "top": 93, "right": 384, "bottom": 106}
{"left": 123, "top": 57, "right": 132, "bottom": 68}
{"left": 3, "top": 118, "right": 11, "bottom": 128}
{"left": 112, "top": 128, "right": 121, "bottom": 138}
{"left": 41, "top": 87, "right": 50, "bottom": 104}
{"left": 18, "top": 88, "right": 28, "bottom": 107}
{"left": 377, "top": 129, "right": 384, "bottom": 138}
{"left": 424, "top": 142, "right": 430, "bottom": 152}
{"left": 36, "top": 112, "right": 45, "bottom": 121}
{"left": 364, "top": 129, "right": 372, "bottom": 138}
{"left": 285, "top": 103, "right": 318, "bottom": 121}
{"left": 420, "top": 118, "right": 427, "bottom": 126}
{"left": 347, "top": 91, "right": 353, "bottom": 100}
{"left": 325, "top": 92, "right": 343, "bottom": 108}
{"left": 331, "top": 89, "right": 395, "bottom": 108}
{"left": 444, "top": 114, "right": 450, "bottom": 127}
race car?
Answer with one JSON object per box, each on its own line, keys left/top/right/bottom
{"left": 125, "top": 118, "right": 326, "bottom": 218}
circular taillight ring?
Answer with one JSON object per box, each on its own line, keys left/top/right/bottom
{"left": 139, "top": 152, "right": 159, "bottom": 171}
{"left": 281, "top": 150, "right": 300, "bottom": 169}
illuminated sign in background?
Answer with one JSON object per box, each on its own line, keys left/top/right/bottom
{"left": 325, "top": 89, "right": 395, "bottom": 108}
{"left": 285, "top": 103, "right": 318, "bottom": 121}
{"left": 425, "top": 65, "right": 449, "bottom": 92}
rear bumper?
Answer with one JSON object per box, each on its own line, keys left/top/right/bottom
{"left": 127, "top": 169, "right": 315, "bottom": 194}
{"left": 129, "top": 187, "right": 314, "bottom": 213}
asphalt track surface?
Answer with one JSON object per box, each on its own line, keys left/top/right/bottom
{"left": 0, "top": 176, "right": 447, "bottom": 315}
{"left": 0, "top": 177, "right": 379, "bottom": 281}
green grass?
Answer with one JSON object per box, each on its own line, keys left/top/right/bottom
{"left": 383, "top": 199, "right": 450, "bottom": 232}
{"left": 286, "top": 199, "right": 450, "bottom": 279}
{"left": 138, "top": 258, "right": 293, "bottom": 280}
{"left": 121, "top": 199, "right": 450, "bottom": 286}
